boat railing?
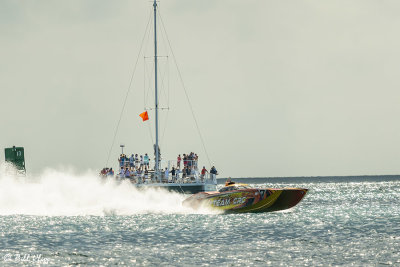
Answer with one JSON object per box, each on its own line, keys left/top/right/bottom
{"left": 114, "top": 159, "right": 216, "bottom": 185}
{"left": 118, "top": 159, "right": 199, "bottom": 169}
{"left": 116, "top": 171, "right": 216, "bottom": 185}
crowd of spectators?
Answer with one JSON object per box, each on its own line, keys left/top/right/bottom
{"left": 100, "top": 152, "right": 218, "bottom": 184}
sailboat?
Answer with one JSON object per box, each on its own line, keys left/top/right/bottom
{"left": 107, "top": 0, "right": 217, "bottom": 194}
{"left": 106, "top": 2, "right": 309, "bottom": 209}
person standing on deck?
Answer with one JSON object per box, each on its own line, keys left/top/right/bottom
{"left": 201, "top": 166, "right": 208, "bottom": 181}
{"left": 125, "top": 168, "right": 131, "bottom": 179}
{"left": 140, "top": 155, "right": 144, "bottom": 171}
{"left": 122, "top": 155, "right": 126, "bottom": 168}
{"left": 210, "top": 166, "right": 218, "bottom": 183}
{"left": 119, "top": 167, "right": 125, "bottom": 178}
{"left": 182, "top": 166, "right": 186, "bottom": 179}
{"left": 177, "top": 155, "right": 181, "bottom": 169}
{"left": 135, "top": 154, "right": 139, "bottom": 168}
{"left": 144, "top": 153, "right": 150, "bottom": 170}
{"left": 119, "top": 155, "right": 123, "bottom": 168}
{"left": 129, "top": 154, "right": 134, "bottom": 168}
{"left": 183, "top": 154, "right": 187, "bottom": 168}
{"left": 187, "top": 153, "right": 192, "bottom": 169}
{"left": 171, "top": 167, "right": 176, "bottom": 182}
{"left": 165, "top": 167, "right": 169, "bottom": 182}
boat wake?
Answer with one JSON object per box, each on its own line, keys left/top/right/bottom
{"left": 0, "top": 164, "right": 219, "bottom": 216}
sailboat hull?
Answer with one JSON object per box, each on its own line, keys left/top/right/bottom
{"left": 135, "top": 183, "right": 217, "bottom": 194}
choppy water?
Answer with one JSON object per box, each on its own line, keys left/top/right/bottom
{"left": 0, "top": 167, "right": 399, "bottom": 266}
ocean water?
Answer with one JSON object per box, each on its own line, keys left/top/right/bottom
{"left": 0, "top": 168, "right": 399, "bottom": 266}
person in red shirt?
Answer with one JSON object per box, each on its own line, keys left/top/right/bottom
{"left": 201, "top": 166, "right": 208, "bottom": 181}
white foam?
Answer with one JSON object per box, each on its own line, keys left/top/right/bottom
{"left": 0, "top": 164, "right": 217, "bottom": 216}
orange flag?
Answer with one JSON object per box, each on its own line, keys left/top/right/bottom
{"left": 139, "top": 111, "right": 149, "bottom": 121}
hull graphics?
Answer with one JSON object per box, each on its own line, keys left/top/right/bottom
{"left": 183, "top": 188, "right": 308, "bottom": 213}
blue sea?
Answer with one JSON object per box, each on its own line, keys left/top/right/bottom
{"left": 0, "top": 170, "right": 399, "bottom": 266}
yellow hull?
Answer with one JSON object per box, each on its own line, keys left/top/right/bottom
{"left": 183, "top": 188, "right": 308, "bottom": 213}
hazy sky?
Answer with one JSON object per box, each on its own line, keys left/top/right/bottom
{"left": 1, "top": 0, "right": 400, "bottom": 178}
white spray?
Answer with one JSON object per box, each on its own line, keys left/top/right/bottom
{"left": 0, "top": 164, "right": 217, "bottom": 216}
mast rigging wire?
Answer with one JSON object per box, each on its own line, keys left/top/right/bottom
{"left": 158, "top": 9, "right": 212, "bottom": 167}
{"left": 105, "top": 9, "right": 152, "bottom": 167}
{"left": 106, "top": 6, "right": 213, "bottom": 169}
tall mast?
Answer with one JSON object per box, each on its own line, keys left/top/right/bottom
{"left": 153, "top": 0, "right": 160, "bottom": 180}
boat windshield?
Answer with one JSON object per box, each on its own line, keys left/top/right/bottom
{"left": 218, "top": 184, "right": 250, "bottom": 192}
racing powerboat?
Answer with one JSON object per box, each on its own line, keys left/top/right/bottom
{"left": 183, "top": 182, "right": 308, "bottom": 213}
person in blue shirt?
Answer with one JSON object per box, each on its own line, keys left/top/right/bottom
{"left": 144, "top": 153, "right": 150, "bottom": 170}
{"left": 210, "top": 166, "right": 218, "bottom": 182}
{"left": 129, "top": 154, "right": 134, "bottom": 168}
{"left": 119, "top": 167, "right": 125, "bottom": 178}
{"left": 125, "top": 168, "right": 131, "bottom": 178}
{"left": 120, "top": 154, "right": 126, "bottom": 168}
